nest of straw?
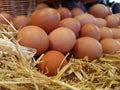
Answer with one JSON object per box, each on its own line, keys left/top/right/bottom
{"left": 0, "top": 24, "right": 119, "bottom": 90}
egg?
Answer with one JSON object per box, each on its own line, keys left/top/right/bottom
{"left": 74, "top": 13, "right": 96, "bottom": 26}
{"left": 0, "top": 12, "right": 13, "bottom": 24}
{"left": 100, "top": 38, "right": 120, "bottom": 53}
{"left": 49, "top": 27, "right": 76, "bottom": 53}
{"left": 35, "top": 3, "right": 49, "bottom": 10}
{"left": 105, "top": 14, "right": 119, "bottom": 28}
{"left": 72, "top": 37, "right": 103, "bottom": 61}
{"left": 31, "top": 8, "right": 60, "bottom": 33}
{"left": 57, "top": 7, "right": 72, "bottom": 20}
{"left": 12, "top": 15, "right": 30, "bottom": 30}
{"left": 80, "top": 23, "right": 101, "bottom": 40}
{"left": 59, "top": 18, "right": 81, "bottom": 37}
{"left": 99, "top": 27, "right": 113, "bottom": 40}
{"left": 88, "top": 4, "right": 109, "bottom": 18}
{"left": 71, "top": 8, "right": 84, "bottom": 17}
{"left": 115, "top": 13, "right": 120, "bottom": 24}
{"left": 111, "top": 28, "right": 120, "bottom": 39}
{"left": 95, "top": 18, "right": 107, "bottom": 27}
{"left": 36, "top": 50, "right": 68, "bottom": 76}
{"left": 17, "top": 25, "right": 49, "bottom": 56}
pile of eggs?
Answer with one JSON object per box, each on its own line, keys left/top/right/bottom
{"left": 1, "top": 3, "right": 120, "bottom": 76}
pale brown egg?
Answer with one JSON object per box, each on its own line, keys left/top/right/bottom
{"left": 80, "top": 23, "right": 101, "bottom": 40}
{"left": 31, "top": 8, "right": 60, "bottom": 33}
{"left": 57, "top": 7, "right": 72, "bottom": 20}
{"left": 17, "top": 25, "right": 49, "bottom": 56}
{"left": 72, "top": 37, "right": 103, "bottom": 61}
{"left": 59, "top": 18, "right": 81, "bottom": 37}
{"left": 71, "top": 8, "right": 84, "bottom": 17}
{"left": 74, "top": 13, "right": 96, "bottom": 26}
{"left": 12, "top": 15, "right": 30, "bottom": 30}
{"left": 95, "top": 18, "right": 107, "bottom": 27}
{"left": 88, "top": 4, "right": 109, "bottom": 18}
{"left": 36, "top": 50, "right": 68, "bottom": 76}
{"left": 100, "top": 38, "right": 120, "bottom": 53}
{"left": 35, "top": 3, "right": 49, "bottom": 10}
{"left": 99, "top": 27, "right": 113, "bottom": 40}
{"left": 49, "top": 27, "right": 76, "bottom": 53}
{"left": 115, "top": 13, "right": 120, "bottom": 24}
{"left": 111, "top": 28, "right": 120, "bottom": 39}
{"left": 0, "top": 12, "right": 13, "bottom": 24}
{"left": 105, "top": 14, "right": 119, "bottom": 28}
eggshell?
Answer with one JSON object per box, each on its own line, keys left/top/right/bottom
{"left": 37, "top": 50, "right": 68, "bottom": 76}
{"left": 88, "top": 4, "right": 109, "bottom": 18}
{"left": 80, "top": 23, "right": 101, "bottom": 40}
{"left": 74, "top": 13, "right": 96, "bottom": 26}
{"left": 17, "top": 25, "right": 49, "bottom": 56}
{"left": 72, "top": 37, "right": 103, "bottom": 61}
{"left": 111, "top": 28, "right": 120, "bottom": 39}
{"left": 99, "top": 27, "right": 113, "bottom": 40}
{"left": 31, "top": 8, "right": 60, "bottom": 33}
{"left": 12, "top": 15, "right": 30, "bottom": 30}
{"left": 100, "top": 38, "right": 120, "bottom": 53}
{"left": 57, "top": 7, "right": 72, "bottom": 20}
{"left": 49, "top": 27, "right": 76, "bottom": 53}
{"left": 0, "top": 12, "right": 13, "bottom": 24}
{"left": 105, "top": 15, "right": 119, "bottom": 28}
{"left": 71, "top": 8, "right": 84, "bottom": 17}
{"left": 35, "top": 3, "right": 49, "bottom": 10}
{"left": 59, "top": 18, "right": 81, "bottom": 37}
{"left": 95, "top": 18, "right": 107, "bottom": 27}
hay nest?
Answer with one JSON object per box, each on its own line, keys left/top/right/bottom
{"left": 0, "top": 24, "right": 119, "bottom": 90}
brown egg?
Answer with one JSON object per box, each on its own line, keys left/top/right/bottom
{"left": 31, "top": 8, "right": 60, "bottom": 33}
{"left": 0, "top": 12, "right": 13, "bottom": 24}
{"left": 115, "top": 13, "right": 120, "bottom": 24}
{"left": 111, "top": 28, "right": 120, "bottom": 39}
{"left": 115, "top": 38, "right": 120, "bottom": 42}
{"left": 99, "top": 27, "right": 113, "bottom": 40}
{"left": 17, "top": 25, "right": 49, "bottom": 56}
{"left": 35, "top": 3, "right": 49, "bottom": 10}
{"left": 59, "top": 18, "right": 81, "bottom": 37}
{"left": 95, "top": 18, "right": 107, "bottom": 27}
{"left": 75, "top": 13, "right": 96, "bottom": 26}
{"left": 72, "top": 37, "right": 103, "bottom": 61}
{"left": 105, "top": 15, "right": 119, "bottom": 28}
{"left": 37, "top": 50, "right": 68, "bottom": 76}
{"left": 100, "top": 38, "right": 120, "bottom": 53}
{"left": 88, "top": 4, "right": 109, "bottom": 18}
{"left": 49, "top": 27, "right": 76, "bottom": 53}
{"left": 80, "top": 23, "right": 101, "bottom": 40}
{"left": 71, "top": 8, "right": 84, "bottom": 17}
{"left": 57, "top": 7, "right": 72, "bottom": 20}
{"left": 12, "top": 15, "right": 30, "bottom": 30}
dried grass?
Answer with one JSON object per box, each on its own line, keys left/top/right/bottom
{"left": 0, "top": 24, "right": 119, "bottom": 90}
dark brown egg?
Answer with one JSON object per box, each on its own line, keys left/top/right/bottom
{"left": 75, "top": 13, "right": 96, "bottom": 26}
{"left": 72, "top": 37, "right": 103, "bottom": 61}
{"left": 31, "top": 8, "right": 60, "bottom": 33}
{"left": 12, "top": 15, "right": 30, "bottom": 30}
{"left": 71, "top": 8, "right": 84, "bottom": 17}
{"left": 59, "top": 18, "right": 81, "bottom": 37}
{"left": 105, "top": 15, "right": 119, "bottom": 28}
{"left": 37, "top": 50, "right": 68, "bottom": 76}
{"left": 57, "top": 7, "right": 72, "bottom": 20}
{"left": 88, "top": 4, "right": 109, "bottom": 18}
{"left": 80, "top": 23, "right": 101, "bottom": 40}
